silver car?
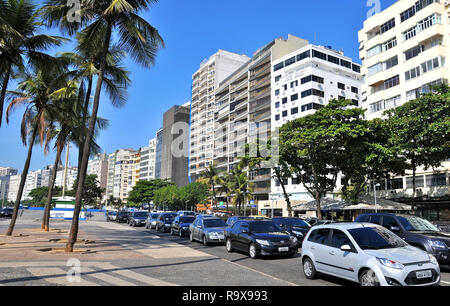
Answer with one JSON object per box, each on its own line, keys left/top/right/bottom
{"left": 301, "top": 223, "right": 440, "bottom": 286}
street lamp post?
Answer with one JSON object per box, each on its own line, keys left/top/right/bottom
{"left": 374, "top": 183, "right": 381, "bottom": 213}
{"left": 185, "top": 200, "right": 190, "bottom": 211}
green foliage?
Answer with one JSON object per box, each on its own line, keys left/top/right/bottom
{"left": 29, "top": 186, "right": 62, "bottom": 207}
{"left": 153, "top": 182, "right": 209, "bottom": 211}
{"left": 128, "top": 179, "right": 174, "bottom": 205}
{"left": 71, "top": 174, "right": 104, "bottom": 207}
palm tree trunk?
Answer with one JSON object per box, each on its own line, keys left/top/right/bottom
{"left": 77, "top": 76, "right": 93, "bottom": 180}
{"left": 42, "top": 144, "right": 63, "bottom": 231}
{"left": 66, "top": 24, "right": 112, "bottom": 252}
{"left": 6, "top": 124, "right": 38, "bottom": 236}
{"left": 0, "top": 65, "right": 11, "bottom": 128}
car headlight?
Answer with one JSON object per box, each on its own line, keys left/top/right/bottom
{"left": 182, "top": 226, "right": 188, "bottom": 230}
{"left": 429, "top": 240, "right": 447, "bottom": 250}
{"left": 290, "top": 236, "right": 298, "bottom": 244}
{"left": 209, "top": 232, "right": 222, "bottom": 238}
{"left": 256, "top": 239, "right": 270, "bottom": 246}
{"left": 377, "top": 258, "right": 404, "bottom": 270}
{"left": 428, "top": 254, "right": 438, "bottom": 265}
{"left": 292, "top": 231, "right": 303, "bottom": 237}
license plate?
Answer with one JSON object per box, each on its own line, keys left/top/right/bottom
{"left": 416, "top": 270, "right": 432, "bottom": 279}
{"left": 278, "top": 247, "right": 289, "bottom": 252}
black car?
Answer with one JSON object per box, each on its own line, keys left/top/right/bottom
{"left": 128, "top": 211, "right": 149, "bottom": 227}
{"left": 432, "top": 221, "right": 450, "bottom": 233}
{"left": 171, "top": 215, "right": 196, "bottom": 237}
{"left": 116, "top": 211, "right": 129, "bottom": 223}
{"left": 226, "top": 216, "right": 254, "bottom": 227}
{"left": 225, "top": 220, "right": 299, "bottom": 259}
{"left": 1, "top": 208, "right": 13, "bottom": 218}
{"left": 355, "top": 213, "right": 450, "bottom": 265}
{"left": 272, "top": 217, "right": 310, "bottom": 246}
{"left": 155, "top": 213, "right": 177, "bottom": 233}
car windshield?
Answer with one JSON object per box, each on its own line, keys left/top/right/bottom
{"left": 180, "top": 217, "right": 195, "bottom": 223}
{"left": 348, "top": 226, "right": 407, "bottom": 250}
{"left": 284, "top": 218, "right": 310, "bottom": 228}
{"left": 134, "top": 212, "right": 148, "bottom": 218}
{"left": 182, "top": 212, "right": 196, "bottom": 216}
{"left": 249, "top": 221, "right": 283, "bottom": 233}
{"left": 163, "top": 214, "right": 177, "bottom": 221}
{"left": 398, "top": 216, "right": 440, "bottom": 232}
{"left": 108, "top": 211, "right": 117, "bottom": 216}
{"left": 151, "top": 214, "right": 159, "bottom": 219}
{"left": 118, "top": 212, "right": 127, "bottom": 216}
{"left": 203, "top": 218, "right": 226, "bottom": 228}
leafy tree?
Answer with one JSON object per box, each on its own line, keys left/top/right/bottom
{"left": 0, "top": 0, "right": 67, "bottom": 127}
{"left": 179, "top": 182, "right": 209, "bottom": 210}
{"left": 71, "top": 175, "right": 104, "bottom": 208}
{"left": 384, "top": 85, "right": 450, "bottom": 206}
{"left": 153, "top": 185, "right": 181, "bottom": 210}
{"left": 227, "top": 162, "right": 253, "bottom": 215}
{"left": 43, "top": 0, "right": 165, "bottom": 252}
{"left": 200, "top": 164, "right": 219, "bottom": 211}
{"left": 29, "top": 186, "right": 61, "bottom": 207}
{"left": 128, "top": 179, "right": 174, "bottom": 208}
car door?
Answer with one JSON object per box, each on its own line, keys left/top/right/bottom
{"left": 229, "top": 222, "right": 243, "bottom": 251}
{"left": 381, "top": 216, "right": 405, "bottom": 239}
{"left": 236, "top": 222, "right": 250, "bottom": 251}
{"left": 324, "top": 229, "right": 360, "bottom": 281}
{"left": 309, "top": 228, "right": 332, "bottom": 273}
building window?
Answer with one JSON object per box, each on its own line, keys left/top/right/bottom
{"left": 380, "top": 18, "right": 395, "bottom": 34}
{"left": 290, "top": 80, "right": 298, "bottom": 88}
{"left": 384, "top": 75, "right": 400, "bottom": 89}
{"left": 338, "top": 83, "right": 345, "bottom": 90}
{"left": 291, "top": 107, "right": 299, "bottom": 115}
{"left": 368, "top": 62, "right": 383, "bottom": 76}
{"left": 406, "top": 176, "right": 425, "bottom": 188}
{"left": 382, "top": 37, "right": 397, "bottom": 52}
{"left": 404, "top": 45, "right": 423, "bottom": 61}
{"left": 301, "top": 103, "right": 324, "bottom": 112}
{"left": 296, "top": 50, "right": 310, "bottom": 61}
{"left": 426, "top": 173, "right": 447, "bottom": 187}
{"left": 274, "top": 63, "right": 284, "bottom": 72}
{"left": 301, "top": 75, "right": 312, "bottom": 84}
{"left": 282, "top": 97, "right": 288, "bottom": 104}
{"left": 275, "top": 114, "right": 280, "bottom": 121}
{"left": 340, "top": 59, "right": 351, "bottom": 69}
{"left": 385, "top": 56, "right": 398, "bottom": 70}
{"left": 283, "top": 84, "right": 288, "bottom": 90}
{"left": 282, "top": 110, "right": 288, "bottom": 117}
{"left": 351, "top": 86, "right": 358, "bottom": 94}
{"left": 291, "top": 94, "right": 298, "bottom": 101}
{"left": 327, "top": 55, "right": 340, "bottom": 65}
{"left": 275, "top": 102, "right": 280, "bottom": 108}
{"left": 387, "top": 178, "right": 403, "bottom": 190}
{"left": 312, "top": 50, "right": 327, "bottom": 61}
{"left": 275, "top": 75, "right": 281, "bottom": 82}
{"left": 367, "top": 45, "right": 381, "bottom": 58}
{"left": 275, "top": 89, "right": 280, "bottom": 96}
{"left": 352, "top": 64, "right": 361, "bottom": 73}
{"left": 312, "top": 75, "right": 324, "bottom": 84}
{"left": 285, "top": 56, "right": 296, "bottom": 67}
{"left": 405, "top": 66, "right": 421, "bottom": 81}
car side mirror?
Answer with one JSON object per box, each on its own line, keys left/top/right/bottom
{"left": 341, "top": 245, "right": 352, "bottom": 252}
{"left": 242, "top": 229, "right": 248, "bottom": 233}
{"left": 390, "top": 226, "right": 400, "bottom": 232}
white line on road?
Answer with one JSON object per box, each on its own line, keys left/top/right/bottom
{"left": 441, "top": 280, "right": 450, "bottom": 285}
{"left": 27, "top": 267, "right": 99, "bottom": 286}
{"left": 82, "top": 267, "right": 137, "bottom": 286}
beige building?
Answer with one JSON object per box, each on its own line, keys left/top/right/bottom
{"left": 189, "top": 50, "right": 250, "bottom": 182}
{"left": 106, "top": 149, "right": 139, "bottom": 202}
{"left": 359, "top": 0, "right": 448, "bottom": 120}
{"left": 87, "top": 153, "right": 109, "bottom": 190}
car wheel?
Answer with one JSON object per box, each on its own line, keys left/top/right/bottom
{"left": 359, "top": 269, "right": 380, "bottom": 287}
{"left": 249, "top": 243, "right": 257, "bottom": 259}
{"left": 226, "top": 238, "right": 234, "bottom": 252}
{"left": 203, "top": 235, "right": 209, "bottom": 246}
{"left": 303, "top": 258, "right": 316, "bottom": 279}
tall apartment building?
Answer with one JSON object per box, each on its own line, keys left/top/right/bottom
{"left": 139, "top": 138, "right": 157, "bottom": 181}
{"left": 213, "top": 35, "right": 310, "bottom": 202}
{"left": 7, "top": 170, "right": 42, "bottom": 201}
{"left": 87, "top": 153, "right": 109, "bottom": 190}
{"left": 359, "top": 0, "right": 448, "bottom": 119}
{"left": 0, "top": 176, "right": 10, "bottom": 204}
{"left": 0, "top": 167, "right": 18, "bottom": 176}
{"left": 270, "top": 44, "right": 363, "bottom": 203}
{"left": 161, "top": 103, "right": 191, "bottom": 186}
{"left": 55, "top": 167, "right": 78, "bottom": 190}
{"left": 359, "top": 0, "right": 449, "bottom": 220}
{"left": 128, "top": 150, "right": 141, "bottom": 195}
{"left": 106, "top": 149, "right": 138, "bottom": 202}
{"left": 154, "top": 129, "right": 163, "bottom": 179}
{"left": 189, "top": 50, "right": 250, "bottom": 181}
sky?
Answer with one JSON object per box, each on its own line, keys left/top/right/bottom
{"left": 0, "top": 0, "right": 398, "bottom": 172}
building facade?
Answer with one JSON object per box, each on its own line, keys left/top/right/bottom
{"left": 0, "top": 176, "right": 10, "bottom": 204}
{"left": 270, "top": 44, "right": 363, "bottom": 204}
{"left": 189, "top": 50, "right": 250, "bottom": 182}
{"left": 87, "top": 153, "right": 109, "bottom": 190}
{"left": 139, "top": 138, "right": 157, "bottom": 181}
{"left": 106, "top": 149, "right": 138, "bottom": 202}
{"left": 154, "top": 129, "right": 163, "bottom": 179}
{"left": 0, "top": 167, "right": 18, "bottom": 176}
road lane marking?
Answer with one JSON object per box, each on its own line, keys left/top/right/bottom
{"left": 441, "top": 280, "right": 450, "bottom": 285}
{"left": 27, "top": 267, "right": 99, "bottom": 286}
{"left": 82, "top": 267, "right": 137, "bottom": 286}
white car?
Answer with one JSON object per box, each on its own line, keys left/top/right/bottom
{"left": 301, "top": 223, "right": 440, "bottom": 286}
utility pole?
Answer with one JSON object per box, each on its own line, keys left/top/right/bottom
{"left": 62, "top": 142, "right": 70, "bottom": 198}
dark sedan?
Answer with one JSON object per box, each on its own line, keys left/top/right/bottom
{"left": 0, "top": 208, "right": 13, "bottom": 218}
{"left": 272, "top": 217, "right": 310, "bottom": 246}
{"left": 116, "top": 211, "right": 129, "bottom": 223}
{"left": 225, "top": 220, "right": 299, "bottom": 259}
{"left": 226, "top": 216, "right": 254, "bottom": 227}
{"left": 155, "top": 213, "right": 177, "bottom": 233}
{"left": 171, "top": 215, "right": 196, "bottom": 237}
{"left": 128, "top": 211, "right": 149, "bottom": 227}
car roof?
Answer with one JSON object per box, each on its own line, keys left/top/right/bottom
{"left": 312, "top": 222, "right": 379, "bottom": 230}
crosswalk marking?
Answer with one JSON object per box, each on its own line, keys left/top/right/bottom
{"left": 27, "top": 267, "right": 99, "bottom": 286}
{"left": 82, "top": 267, "right": 137, "bottom": 286}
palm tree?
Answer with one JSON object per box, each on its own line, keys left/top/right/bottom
{"left": 216, "top": 173, "right": 233, "bottom": 212}
{"left": 201, "top": 164, "right": 219, "bottom": 212}
{"left": 4, "top": 66, "right": 67, "bottom": 236}
{"left": 0, "top": 0, "right": 67, "bottom": 127}
{"left": 229, "top": 163, "right": 254, "bottom": 216}
{"left": 43, "top": 0, "right": 164, "bottom": 252}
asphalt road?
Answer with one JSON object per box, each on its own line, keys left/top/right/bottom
{"left": 117, "top": 221, "right": 450, "bottom": 287}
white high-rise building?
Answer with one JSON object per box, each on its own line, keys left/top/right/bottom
{"left": 189, "top": 50, "right": 250, "bottom": 181}
{"left": 55, "top": 167, "right": 78, "bottom": 191}
{"left": 139, "top": 138, "right": 157, "bottom": 181}
{"left": 87, "top": 153, "right": 108, "bottom": 190}
{"left": 0, "top": 176, "right": 10, "bottom": 204}
{"left": 0, "top": 167, "right": 18, "bottom": 176}
{"left": 7, "top": 170, "right": 43, "bottom": 201}
{"left": 106, "top": 149, "right": 138, "bottom": 202}
{"left": 270, "top": 44, "right": 362, "bottom": 204}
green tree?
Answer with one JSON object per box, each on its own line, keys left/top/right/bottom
{"left": 227, "top": 162, "right": 253, "bottom": 215}
{"left": 384, "top": 85, "right": 450, "bottom": 206}
{"left": 29, "top": 186, "right": 61, "bottom": 207}
{"left": 128, "top": 179, "right": 174, "bottom": 208}
{"left": 0, "top": 0, "right": 67, "bottom": 127}
{"left": 71, "top": 175, "right": 104, "bottom": 208}
{"left": 154, "top": 185, "right": 181, "bottom": 210}
{"left": 179, "top": 182, "right": 209, "bottom": 210}
{"left": 43, "top": 0, "right": 165, "bottom": 252}
{"left": 200, "top": 164, "right": 219, "bottom": 211}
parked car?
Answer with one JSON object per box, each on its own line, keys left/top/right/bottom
{"left": 355, "top": 213, "right": 450, "bottom": 266}
{"left": 225, "top": 220, "right": 298, "bottom": 259}
{"left": 0, "top": 207, "right": 13, "bottom": 218}
{"left": 301, "top": 223, "right": 440, "bottom": 286}
{"left": 171, "top": 215, "right": 196, "bottom": 237}
{"left": 272, "top": 217, "right": 310, "bottom": 246}
{"left": 106, "top": 211, "right": 117, "bottom": 222}
{"left": 432, "top": 221, "right": 450, "bottom": 233}
{"left": 116, "top": 211, "right": 129, "bottom": 223}
{"left": 305, "top": 218, "right": 319, "bottom": 226}
{"left": 177, "top": 210, "right": 196, "bottom": 217}
{"left": 128, "top": 211, "right": 149, "bottom": 227}
{"left": 155, "top": 212, "right": 177, "bottom": 233}
{"left": 226, "top": 216, "right": 254, "bottom": 227}
{"left": 189, "top": 215, "right": 227, "bottom": 245}
{"left": 145, "top": 212, "right": 160, "bottom": 229}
